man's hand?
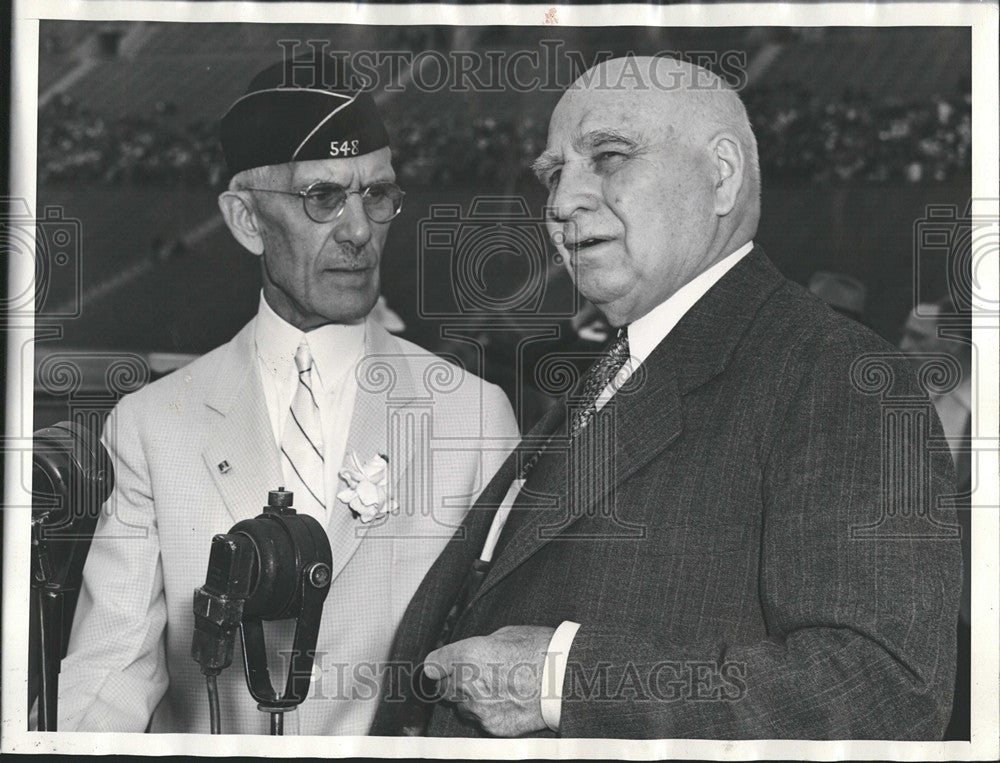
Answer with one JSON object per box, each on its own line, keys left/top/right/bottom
{"left": 423, "top": 625, "right": 555, "bottom": 737}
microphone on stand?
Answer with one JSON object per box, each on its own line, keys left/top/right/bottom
{"left": 30, "top": 421, "right": 115, "bottom": 731}
{"left": 192, "top": 487, "right": 332, "bottom": 735}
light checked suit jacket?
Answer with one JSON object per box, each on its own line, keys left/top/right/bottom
{"left": 58, "top": 317, "right": 519, "bottom": 734}
{"left": 371, "top": 247, "right": 962, "bottom": 739}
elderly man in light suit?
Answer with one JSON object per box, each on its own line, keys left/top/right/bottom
{"left": 372, "top": 56, "right": 961, "bottom": 739}
{"left": 56, "top": 53, "right": 518, "bottom": 734}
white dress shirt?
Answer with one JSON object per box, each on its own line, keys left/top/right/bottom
{"left": 253, "top": 292, "right": 365, "bottom": 526}
{"left": 521, "top": 241, "right": 754, "bottom": 730}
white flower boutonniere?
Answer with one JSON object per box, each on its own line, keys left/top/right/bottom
{"left": 337, "top": 452, "right": 398, "bottom": 523}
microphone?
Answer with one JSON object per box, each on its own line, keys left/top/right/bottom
{"left": 30, "top": 421, "right": 114, "bottom": 731}
{"left": 191, "top": 534, "right": 255, "bottom": 677}
{"left": 192, "top": 487, "right": 332, "bottom": 734}
{"left": 32, "top": 421, "right": 114, "bottom": 528}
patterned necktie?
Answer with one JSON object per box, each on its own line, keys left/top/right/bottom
{"left": 511, "top": 328, "right": 632, "bottom": 483}
{"left": 280, "top": 341, "right": 326, "bottom": 515}
{"left": 569, "top": 328, "right": 631, "bottom": 438}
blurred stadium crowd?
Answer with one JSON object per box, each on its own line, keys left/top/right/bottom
{"left": 38, "top": 84, "right": 971, "bottom": 188}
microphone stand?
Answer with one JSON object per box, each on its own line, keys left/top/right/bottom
{"left": 31, "top": 518, "right": 66, "bottom": 731}
{"left": 29, "top": 421, "right": 114, "bottom": 731}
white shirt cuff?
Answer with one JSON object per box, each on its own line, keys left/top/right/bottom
{"left": 540, "top": 620, "right": 581, "bottom": 732}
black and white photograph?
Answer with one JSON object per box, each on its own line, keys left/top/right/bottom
{"left": 2, "top": 1, "right": 998, "bottom": 760}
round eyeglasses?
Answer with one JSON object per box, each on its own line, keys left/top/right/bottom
{"left": 245, "top": 180, "right": 406, "bottom": 224}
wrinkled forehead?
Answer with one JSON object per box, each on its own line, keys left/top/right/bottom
{"left": 547, "top": 85, "right": 673, "bottom": 148}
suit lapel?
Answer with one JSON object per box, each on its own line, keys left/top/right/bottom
{"left": 471, "top": 355, "right": 685, "bottom": 605}
{"left": 324, "top": 320, "right": 420, "bottom": 582}
{"left": 469, "top": 246, "right": 786, "bottom": 605}
{"left": 203, "top": 320, "right": 284, "bottom": 526}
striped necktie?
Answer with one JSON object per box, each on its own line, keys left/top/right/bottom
{"left": 280, "top": 341, "right": 326, "bottom": 516}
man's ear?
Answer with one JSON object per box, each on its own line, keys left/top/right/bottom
{"left": 711, "top": 134, "right": 745, "bottom": 217}
{"left": 218, "top": 190, "right": 265, "bottom": 255}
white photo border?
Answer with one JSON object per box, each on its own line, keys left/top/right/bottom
{"left": 4, "top": 1, "right": 998, "bottom": 759}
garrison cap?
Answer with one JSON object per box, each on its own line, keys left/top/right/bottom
{"left": 220, "top": 51, "right": 389, "bottom": 176}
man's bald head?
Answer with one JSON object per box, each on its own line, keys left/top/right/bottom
{"left": 549, "top": 56, "right": 760, "bottom": 233}
{"left": 534, "top": 56, "right": 761, "bottom": 325}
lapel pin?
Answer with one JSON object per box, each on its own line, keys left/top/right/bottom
{"left": 218, "top": 460, "right": 231, "bottom": 474}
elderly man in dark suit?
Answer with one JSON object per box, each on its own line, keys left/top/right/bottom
{"left": 371, "top": 56, "right": 962, "bottom": 739}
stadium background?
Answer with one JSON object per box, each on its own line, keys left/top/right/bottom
{"left": 31, "top": 21, "right": 972, "bottom": 432}
{"left": 23, "top": 21, "right": 972, "bottom": 736}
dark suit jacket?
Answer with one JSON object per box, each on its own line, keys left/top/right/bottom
{"left": 371, "top": 247, "right": 962, "bottom": 739}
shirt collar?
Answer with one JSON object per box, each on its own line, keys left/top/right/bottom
{"left": 627, "top": 241, "right": 754, "bottom": 364}
{"left": 254, "top": 291, "right": 366, "bottom": 390}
